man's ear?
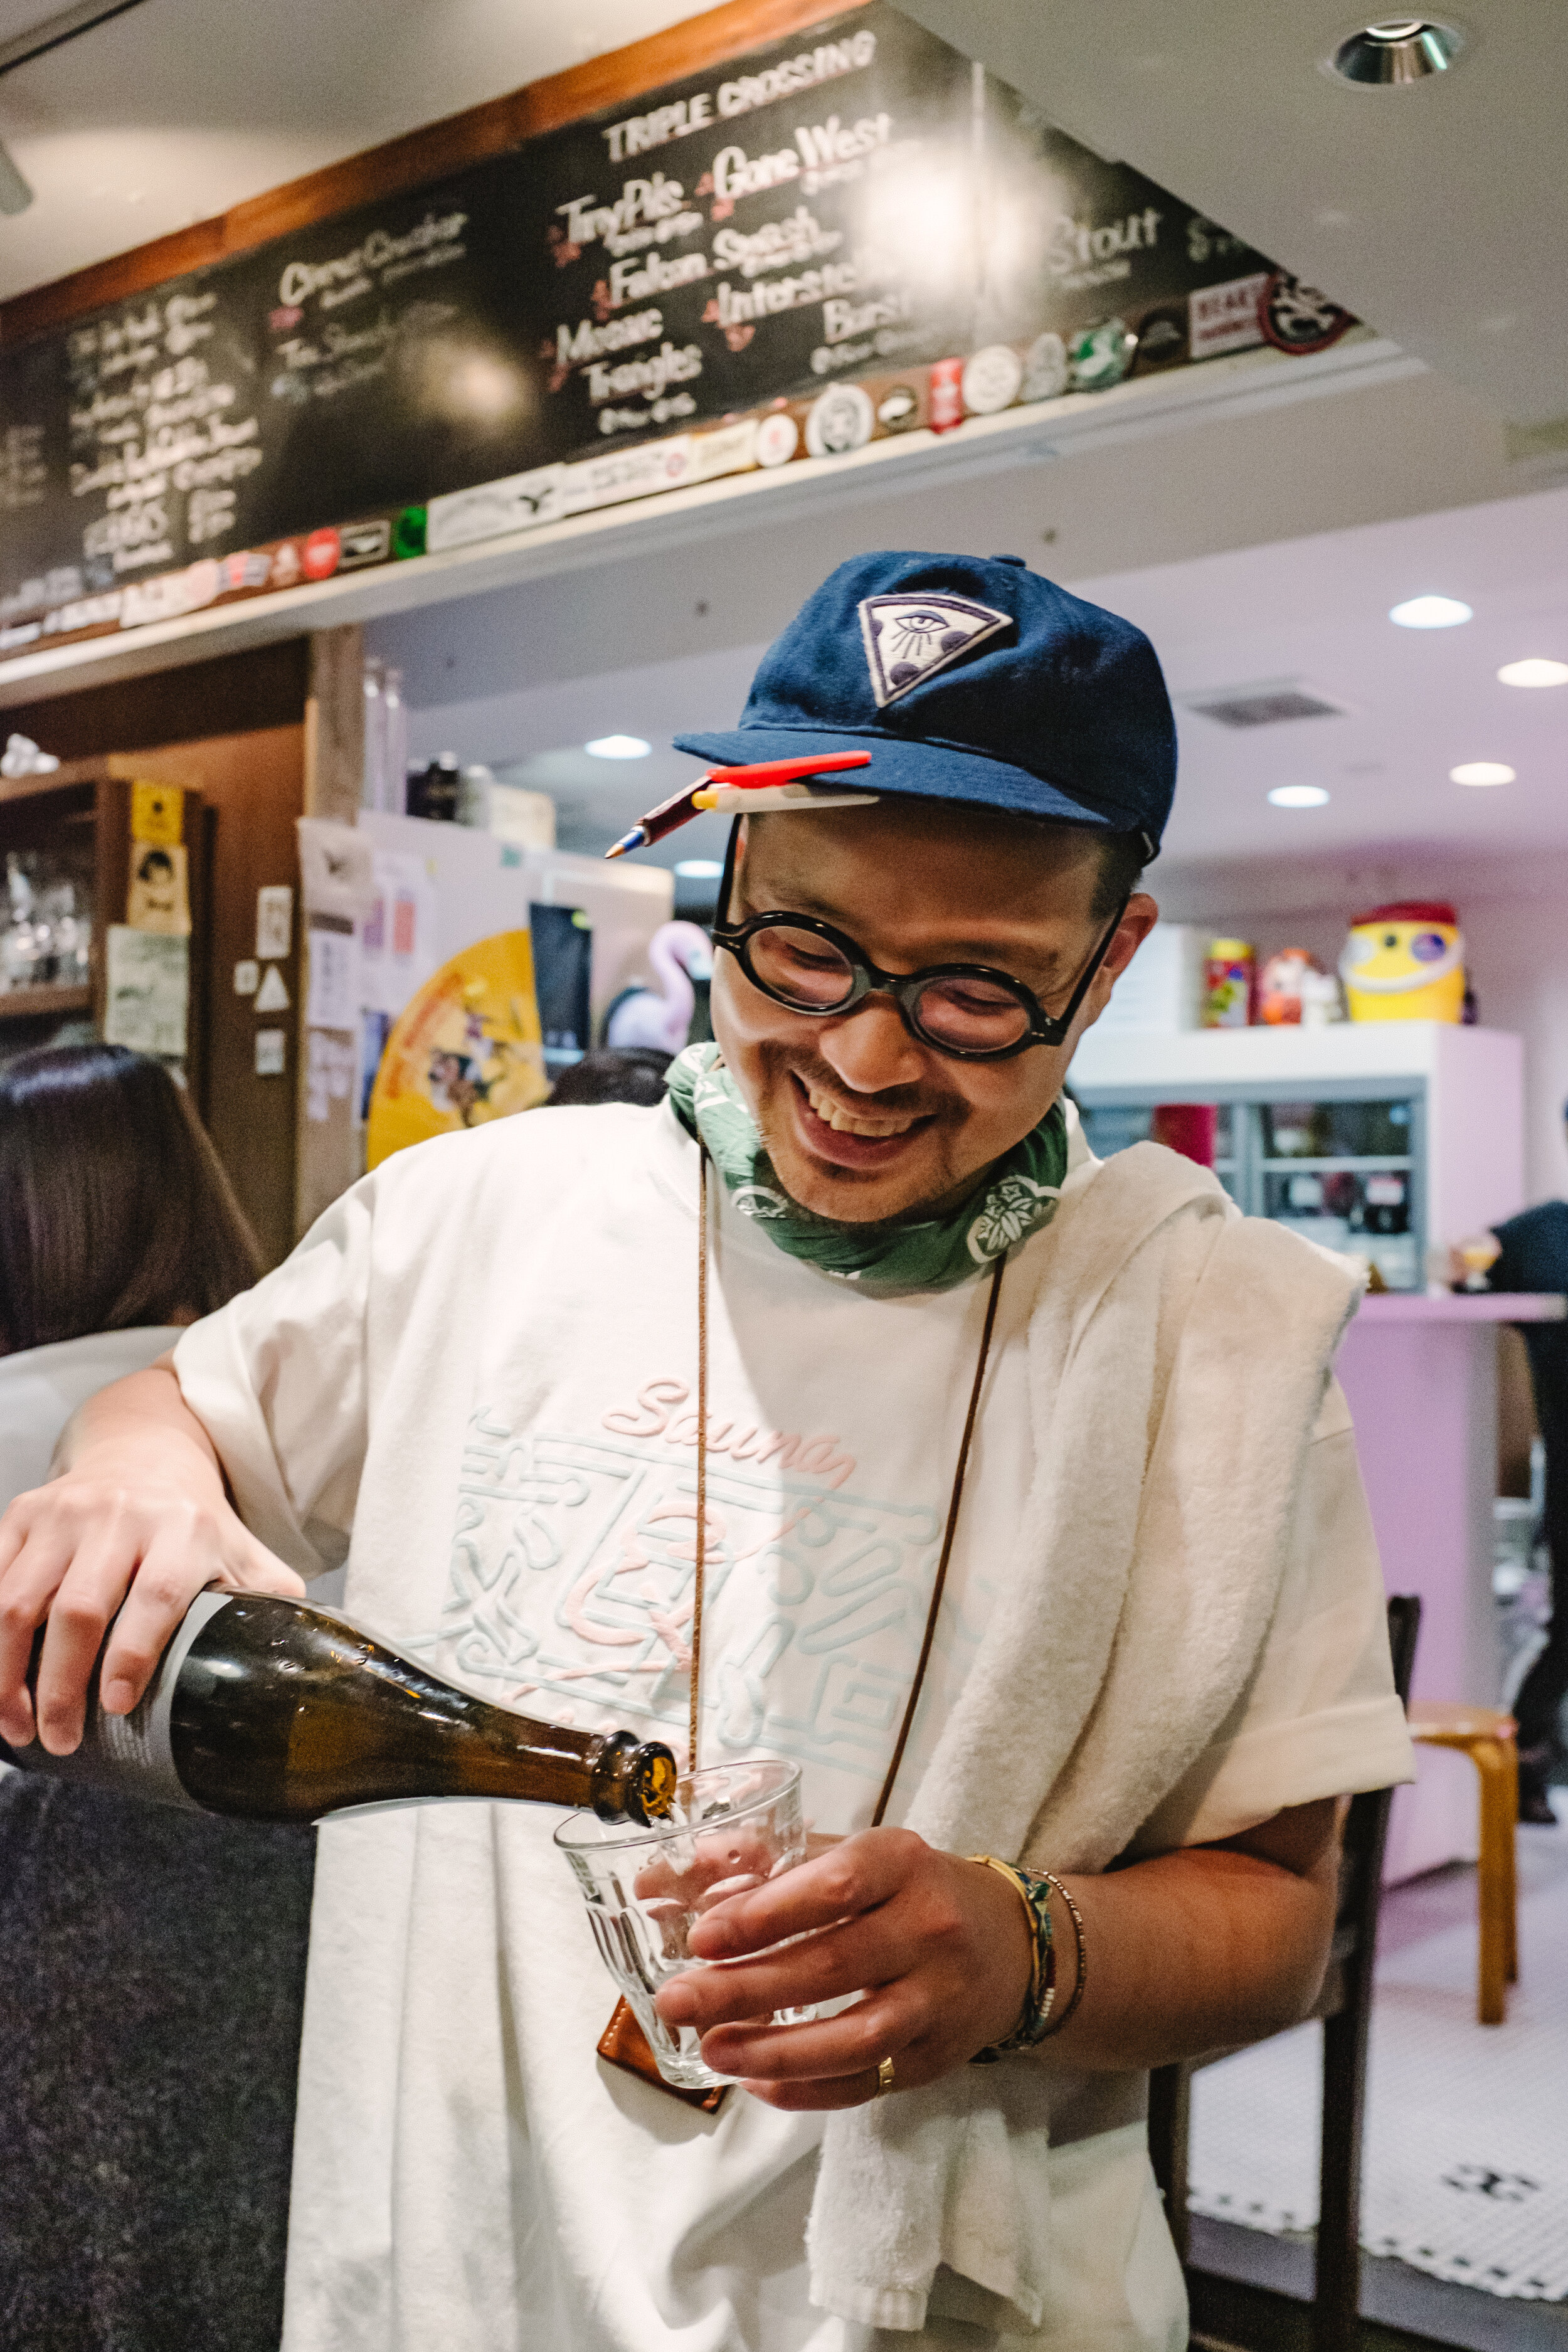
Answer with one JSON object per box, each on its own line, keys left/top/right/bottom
{"left": 1103, "top": 892, "right": 1160, "bottom": 982}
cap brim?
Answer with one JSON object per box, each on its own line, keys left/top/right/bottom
{"left": 672, "top": 726, "right": 1115, "bottom": 831}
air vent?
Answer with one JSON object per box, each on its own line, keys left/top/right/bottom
{"left": 1181, "top": 681, "right": 1350, "bottom": 729}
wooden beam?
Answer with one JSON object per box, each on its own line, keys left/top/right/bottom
{"left": 0, "top": 0, "right": 847, "bottom": 346}
{"left": 302, "top": 626, "right": 364, "bottom": 825}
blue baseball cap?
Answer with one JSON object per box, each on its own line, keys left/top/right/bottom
{"left": 674, "top": 550, "right": 1176, "bottom": 855}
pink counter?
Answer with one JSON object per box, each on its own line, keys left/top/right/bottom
{"left": 1337, "top": 1291, "right": 1564, "bottom": 1881}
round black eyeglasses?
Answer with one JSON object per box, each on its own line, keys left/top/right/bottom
{"left": 711, "top": 845, "right": 1128, "bottom": 1062}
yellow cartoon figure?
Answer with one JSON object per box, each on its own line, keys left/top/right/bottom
{"left": 1340, "top": 900, "right": 1465, "bottom": 1024}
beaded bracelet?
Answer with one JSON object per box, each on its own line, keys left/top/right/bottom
{"left": 966, "top": 1857, "right": 1087, "bottom": 2060}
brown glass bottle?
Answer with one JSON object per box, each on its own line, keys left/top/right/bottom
{"left": 11, "top": 1591, "right": 676, "bottom": 1827}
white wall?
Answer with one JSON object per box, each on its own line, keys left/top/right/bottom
{"left": 1152, "top": 845, "right": 1568, "bottom": 1209}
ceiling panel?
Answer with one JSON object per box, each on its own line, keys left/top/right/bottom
{"left": 0, "top": 0, "right": 696, "bottom": 300}
{"left": 898, "top": 0, "right": 1568, "bottom": 429}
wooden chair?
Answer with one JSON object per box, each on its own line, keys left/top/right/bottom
{"left": 1148, "top": 1594, "right": 1421, "bottom": 2352}
{"left": 1406, "top": 1702, "right": 1518, "bottom": 2024}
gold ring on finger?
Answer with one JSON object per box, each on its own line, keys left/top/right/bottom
{"left": 876, "top": 2055, "right": 896, "bottom": 2097}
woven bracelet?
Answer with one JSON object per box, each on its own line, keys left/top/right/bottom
{"left": 1032, "top": 1869, "right": 1088, "bottom": 2040}
{"left": 967, "top": 1855, "right": 1056, "bottom": 2062}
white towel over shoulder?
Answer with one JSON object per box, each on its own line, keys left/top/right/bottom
{"left": 806, "top": 1143, "right": 1362, "bottom": 2333}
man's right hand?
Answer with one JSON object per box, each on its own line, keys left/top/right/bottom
{"left": 0, "top": 1363, "right": 305, "bottom": 1756}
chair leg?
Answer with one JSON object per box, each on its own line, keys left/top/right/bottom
{"left": 1502, "top": 1734, "right": 1520, "bottom": 1985}
{"left": 1473, "top": 1739, "right": 1512, "bottom": 2025}
{"left": 1148, "top": 2063, "right": 1191, "bottom": 2267}
{"left": 1315, "top": 2008, "right": 1368, "bottom": 2352}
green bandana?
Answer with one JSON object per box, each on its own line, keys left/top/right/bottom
{"left": 665, "top": 1043, "right": 1069, "bottom": 1295}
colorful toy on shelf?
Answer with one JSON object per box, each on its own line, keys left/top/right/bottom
{"left": 1202, "top": 938, "right": 1255, "bottom": 1028}
{"left": 1340, "top": 901, "right": 1465, "bottom": 1024}
{"left": 1258, "top": 946, "right": 1338, "bottom": 1026}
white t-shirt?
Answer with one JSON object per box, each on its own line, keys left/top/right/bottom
{"left": 172, "top": 1103, "right": 1409, "bottom": 2352}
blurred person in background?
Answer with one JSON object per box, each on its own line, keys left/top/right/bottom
{"left": 1463, "top": 1145, "right": 1568, "bottom": 1824}
{"left": 0, "top": 1042, "right": 313, "bottom": 2352}
{"left": 541, "top": 1044, "right": 671, "bottom": 1106}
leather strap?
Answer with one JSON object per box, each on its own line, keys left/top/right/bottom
{"left": 871, "top": 1254, "right": 1005, "bottom": 1826}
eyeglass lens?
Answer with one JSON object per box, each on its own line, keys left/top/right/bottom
{"left": 744, "top": 924, "right": 1032, "bottom": 1051}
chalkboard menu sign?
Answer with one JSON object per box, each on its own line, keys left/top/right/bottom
{"left": 0, "top": 3, "right": 1353, "bottom": 655}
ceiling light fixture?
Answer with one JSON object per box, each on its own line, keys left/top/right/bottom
{"left": 583, "top": 734, "right": 652, "bottom": 759}
{"left": 674, "top": 859, "right": 724, "bottom": 880}
{"left": 1328, "top": 19, "right": 1463, "bottom": 86}
{"left": 1268, "top": 785, "right": 1331, "bottom": 808}
{"left": 1450, "top": 762, "right": 1514, "bottom": 787}
{"left": 1497, "top": 659, "right": 1568, "bottom": 689}
{"left": 1389, "top": 594, "right": 1472, "bottom": 628}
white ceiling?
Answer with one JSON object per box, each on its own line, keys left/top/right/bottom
{"left": 0, "top": 0, "right": 696, "bottom": 302}
{"left": 376, "top": 480, "right": 1568, "bottom": 882}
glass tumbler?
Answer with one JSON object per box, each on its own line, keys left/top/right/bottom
{"left": 554, "top": 1757, "right": 817, "bottom": 2090}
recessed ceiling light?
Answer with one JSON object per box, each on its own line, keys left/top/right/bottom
{"left": 674, "top": 859, "right": 724, "bottom": 880}
{"left": 1450, "top": 761, "right": 1515, "bottom": 786}
{"left": 1328, "top": 19, "right": 1463, "bottom": 85}
{"left": 1389, "top": 594, "right": 1471, "bottom": 628}
{"left": 1497, "top": 659, "right": 1568, "bottom": 689}
{"left": 583, "top": 733, "right": 652, "bottom": 758}
{"left": 1268, "top": 785, "right": 1331, "bottom": 808}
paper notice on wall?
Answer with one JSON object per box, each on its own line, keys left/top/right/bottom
{"left": 297, "top": 817, "right": 374, "bottom": 1035}
{"left": 256, "top": 885, "right": 294, "bottom": 961}
{"left": 130, "top": 780, "right": 183, "bottom": 847}
{"left": 103, "top": 924, "right": 188, "bottom": 1056}
{"left": 305, "top": 1027, "right": 358, "bottom": 1124}
{"left": 361, "top": 849, "right": 439, "bottom": 1017}
{"left": 126, "top": 839, "right": 191, "bottom": 935}
{"left": 296, "top": 818, "right": 374, "bottom": 923}
{"left": 305, "top": 915, "right": 361, "bottom": 1032}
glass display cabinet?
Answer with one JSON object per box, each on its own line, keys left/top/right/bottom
{"left": 1067, "top": 1022, "right": 1523, "bottom": 1293}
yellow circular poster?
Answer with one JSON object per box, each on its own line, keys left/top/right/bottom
{"left": 366, "top": 929, "right": 549, "bottom": 1170}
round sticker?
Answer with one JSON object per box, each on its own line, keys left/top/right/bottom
{"left": 1259, "top": 272, "right": 1355, "bottom": 356}
{"left": 805, "top": 383, "right": 875, "bottom": 459}
{"left": 1131, "top": 304, "right": 1187, "bottom": 369}
{"left": 876, "top": 385, "right": 919, "bottom": 432}
{"left": 961, "top": 343, "right": 1024, "bottom": 416}
{"left": 1020, "top": 332, "right": 1068, "bottom": 403}
{"left": 302, "top": 527, "right": 341, "bottom": 581}
{"left": 755, "top": 411, "right": 800, "bottom": 469}
{"left": 393, "top": 505, "right": 428, "bottom": 559}
{"left": 927, "top": 357, "right": 964, "bottom": 433}
{"left": 1067, "top": 317, "right": 1136, "bottom": 394}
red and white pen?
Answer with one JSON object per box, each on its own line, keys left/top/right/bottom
{"left": 605, "top": 751, "right": 874, "bottom": 857}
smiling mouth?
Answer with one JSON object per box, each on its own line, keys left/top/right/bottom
{"left": 802, "top": 1077, "right": 921, "bottom": 1137}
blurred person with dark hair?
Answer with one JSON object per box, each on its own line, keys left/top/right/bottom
{"left": 1460, "top": 1126, "right": 1568, "bottom": 1824}
{"left": 541, "top": 1045, "right": 671, "bottom": 1108}
{"left": 0, "top": 1044, "right": 312, "bottom": 2352}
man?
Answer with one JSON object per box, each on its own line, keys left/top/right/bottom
{"left": 0, "top": 553, "right": 1411, "bottom": 2352}
{"left": 1468, "top": 1175, "right": 1568, "bottom": 1821}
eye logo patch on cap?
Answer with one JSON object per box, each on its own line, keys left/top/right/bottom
{"left": 858, "top": 592, "right": 1013, "bottom": 707}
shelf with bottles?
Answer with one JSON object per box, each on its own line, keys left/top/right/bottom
{"left": 0, "top": 847, "right": 94, "bottom": 1007}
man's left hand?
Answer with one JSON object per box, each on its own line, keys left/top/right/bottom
{"left": 652, "top": 1826, "right": 1034, "bottom": 2109}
